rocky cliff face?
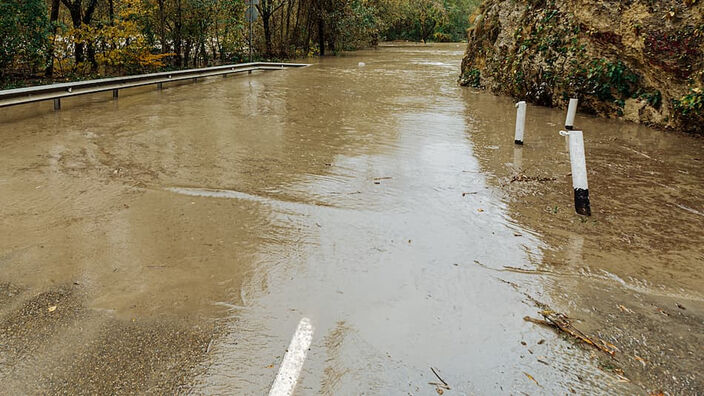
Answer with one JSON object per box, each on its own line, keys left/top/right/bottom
{"left": 459, "top": 0, "right": 704, "bottom": 134}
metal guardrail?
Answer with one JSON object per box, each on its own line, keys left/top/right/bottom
{"left": 0, "top": 62, "right": 310, "bottom": 110}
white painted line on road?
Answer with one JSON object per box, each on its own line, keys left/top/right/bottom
{"left": 269, "top": 317, "right": 314, "bottom": 396}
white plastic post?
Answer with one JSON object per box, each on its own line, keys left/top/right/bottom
{"left": 560, "top": 130, "right": 591, "bottom": 216}
{"left": 565, "top": 98, "right": 578, "bottom": 130}
{"left": 564, "top": 99, "right": 578, "bottom": 150}
{"left": 514, "top": 101, "right": 526, "bottom": 145}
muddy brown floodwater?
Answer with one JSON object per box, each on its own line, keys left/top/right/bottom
{"left": 1, "top": 43, "right": 702, "bottom": 395}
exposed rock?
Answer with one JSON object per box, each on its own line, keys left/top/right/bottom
{"left": 459, "top": 0, "right": 704, "bottom": 134}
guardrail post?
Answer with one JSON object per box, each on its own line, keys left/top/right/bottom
{"left": 53, "top": 98, "right": 61, "bottom": 110}
{"left": 112, "top": 89, "right": 118, "bottom": 99}
{"left": 157, "top": 82, "right": 163, "bottom": 90}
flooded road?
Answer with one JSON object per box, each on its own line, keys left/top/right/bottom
{"left": 1, "top": 44, "right": 703, "bottom": 394}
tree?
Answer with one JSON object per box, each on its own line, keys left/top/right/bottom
{"left": 407, "top": 0, "right": 447, "bottom": 43}
{"left": 45, "top": 0, "right": 61, "bottom": 76}
{"left": 60, "top": 0, "right": 100, "bottom": 68}
{"left": 256, "top": 0, "right": 287, "bottom": 56}
{"left": 0, "top": 0, "right": 50, "bottom": 80}
{"left": 2, "top": 0, "right": 482, "bottom": 87}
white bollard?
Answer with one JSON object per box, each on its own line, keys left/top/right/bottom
{"left": 514, "top": 101, "right": 526, "bottom": 145}
{"left": 560, "top": 130, "right": 591, "bottom": 216}
{"left": 564, "top": 98, "right": 578, "bottom": 150}
{"left": 565, "top": 98, "right": 578, "bottom": 130}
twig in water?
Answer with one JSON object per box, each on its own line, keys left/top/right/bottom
{"left": 430, "top": 367, "right": 450, "bottom": 389}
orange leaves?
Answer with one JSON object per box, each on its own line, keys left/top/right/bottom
{"left": 138, "top": 52, "right": 175, "bottom": 67}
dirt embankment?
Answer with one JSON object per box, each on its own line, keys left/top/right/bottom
{"left": 459, "top": 0, "right": 704, "bottom": 134}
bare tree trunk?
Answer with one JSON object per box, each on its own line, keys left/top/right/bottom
{"left": 60, "top": 0, "right": 84, "bottom": 64}
{"left": 293, "top": 0, "right": 303, "bottom": 50}
{"left": 303, "top": 2, "right": 313, "bottom": 55}
{"left": 175, "top": 0, "right": 183, "bottom": 66}
{"left": 317, "top": 0, "right": 325, "bottom": 56}
{"left": 83, "top": 0, "right": 99, "bottom": 71}
{"left": 45, "top": 0, "right": 61, "bottom": 77}
{"left": 157, "top": 0, "right": 168, "bottom": 53}
{"left": 263, "top": 11, "right": 272, "bottom": 56}
{"left": 284, "top": 0, "right": 293, "bottom": 55}
{"left": 279, "top": 3, "right": 286, "bottom": 56}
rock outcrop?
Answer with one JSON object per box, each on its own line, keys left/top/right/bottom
{"left": 459, "top": 0, "right": 704, "bottom": 134}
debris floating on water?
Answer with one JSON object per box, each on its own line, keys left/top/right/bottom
{"left": 428, "top": 367, "right": 451, "bottom": 393}
{"left": 523, "top": 372, "right": 540, "bottom": 386}
{"left": 524, "top": 310, "right": 618, "bottom": 356}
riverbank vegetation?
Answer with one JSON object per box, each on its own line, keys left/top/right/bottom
{"left": 0, "top": 0, "right": 479, "bottom": 88}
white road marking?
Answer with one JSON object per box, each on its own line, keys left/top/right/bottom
{"left": 269, "top": 317, "right": 314, "bottom": 396}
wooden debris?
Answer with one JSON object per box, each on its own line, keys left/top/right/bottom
{"left": 524, "top": 310, "right": 618, "bottom": 356}
{"left": 634, "top": 355, "right": 647, "bottom": 367}
{"left": 510, "top": 175, "right": 556, "bottom": 183}
{"left": 523, "top": 372, "right": 540, "bottom": 386}
{"left": 523, "top": 316, "right": 552, "bottom": 327}
{"left": 617, "top": 304, "right": 634, "bottom": 313}
{"left": 537, "top": 310, "right": 618, "bottom": 356}
{"left": 429, "top": 367, "right": 450, "bottom": 391}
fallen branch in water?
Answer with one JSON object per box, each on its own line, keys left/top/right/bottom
{"left": 523, "top": 316, "right": 552, "bottom": 327}
{"left": 429, "top": 367, "right": 450, "bottom": 390}
{"left": 510, "top": 175, "right": 556, "bottom": 183}
{"left": 524, "top": 310, "right": 618, "bottom": 356}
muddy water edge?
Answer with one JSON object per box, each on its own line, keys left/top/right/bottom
{"left": 466, "top": 90, "right": 704, "bottom": 392}
{"left": 0, "top": 43, "right": 702, "bottom": 394}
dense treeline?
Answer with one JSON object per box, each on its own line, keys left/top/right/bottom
{"left": 0, "top": 0, "right": 479, "bottom": 87}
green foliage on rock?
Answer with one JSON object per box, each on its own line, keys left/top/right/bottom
{"left": 674, "top": 88, "right": 704, "bottom": 132}
{"left": 460, "top": 0, "right": 704, "bottom": 133}
{"left": 459, "top": 67, "right": 480, "bottom": 87}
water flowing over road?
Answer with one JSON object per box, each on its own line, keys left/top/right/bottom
{"left": 1, "top": 44, "right": 702, "bottom": 394}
